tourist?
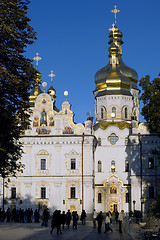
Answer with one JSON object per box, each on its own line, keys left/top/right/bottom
{"left": 96, "top": 211, "right": 103, "bottom": 233}
{"left": 66, "top": 209, "right": 71, "bottom": 228}
{"left": 104, "top": 212, "right": 113, "bottom": 233}
{"left": 72, "top": 211, "right": 79, "bottom": 229}
{"left": 93, "top": 209, "right": 97, "bottom": 227}
{"left": 80, "top": 210, "right": 87, "bottom": 225}
{"left": 118, "top": 210, "right": 125, "bottom": 233}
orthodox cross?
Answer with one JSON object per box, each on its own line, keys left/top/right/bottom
{"left": 109, "top": 23, "right": 118, "bottom": 39}
{"left": 49, "top": 70, "right": 55, "bottom": 85}
{"left": 33, "top": 52, "right": 41, "bottom": 70}
{"left": 111, "top": 5, "right": 120, "bottom": 25}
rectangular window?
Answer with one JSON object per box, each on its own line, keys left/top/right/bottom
{"left": 70, "top": 187, "right": 75, "bottom": 199}
{"left": 71, "top": 159, "right": 76, "bottom": 170}
{"left": 41, "top": 187, "right": 46, "bottom": 199}
{"left": 11, "top": 187, "right": 16, "bottom": 199}
{"left": 149, "top": 186, "right": 154, "bottom": 198}
{"left": 126, "top": 193, "right": 129, "bottom": 203}
{"left": 98, "top": 193, "right": 102, "bottom": 203}
{"left": 41, "top": 159, "right": 46, "bottom": 170}
{"left": 149, "top": 157, "right": 154, "bottom": 169}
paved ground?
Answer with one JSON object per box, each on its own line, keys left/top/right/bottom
{"left": 0, "top": 220, "right": 137, "bottom": 240}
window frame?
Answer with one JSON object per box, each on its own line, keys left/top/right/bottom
{"left": 125, "top": 107, "right": 128, "bottom": 119}
{"left": 101, "top": 107, "right": 104, "bottom": 119}
{"left": 41, "top": 159, "right": 46, "bottom": 170}
{"left": 98, "top": 193, "right": 102, "bottom": 203}
{"left": 70, "top": 187, "right": 76, "bottom": 199}
{"left": 41, "top": 187, "right": 46, "bottom": 199}
{"left": 11, "top": 187, "right": 16, "bottom": 199}
{"left": 71, "top": 158, "right": 76, "bottom": 170}
{"left": 148, "top": 157, "right": 154, "bottom": 169}
{"left": 108, "top": 133, "right": 119, "bottom": 145}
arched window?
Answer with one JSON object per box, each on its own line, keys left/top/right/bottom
{"left": 125, "top": 107, "right": 128, "bottom": 119}
{"left": 101, "top": 107, "right": 104, "bottom": 119}
{"left": 98, "top": 160, "right": 102, "bottom": 172}
{"left": 110, "top": 187, "right": 117, "bottom": 194}
{"left": 98, "top": 193, "right": 102, "bottom": 203}
{"left": 98, "top": 138, "right": 101, "bottom": 146}
{"left": 112, "top": 107, "right": 116, "bottom": 117}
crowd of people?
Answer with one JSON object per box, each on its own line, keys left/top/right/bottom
{"left": 0, "top": 207, "right": 40, "bottom": 223}
{"left": 93, "top": 209, "right": 126, "bottom": 233}
{"left": 50, "top": 209, "right": 87, "bottom": 234}
{"left": 0, "top": 207, "right": 127, "bottom": 235}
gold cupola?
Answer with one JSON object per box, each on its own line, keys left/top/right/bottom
{"left": 94, "top": 6, "right": 138, "bottom": 97}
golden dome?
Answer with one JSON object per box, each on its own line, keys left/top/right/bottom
{"left": 94, "top": 25, "right": 138, "bottom": 94}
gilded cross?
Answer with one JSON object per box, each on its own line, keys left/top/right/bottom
{"left": 33, "top": 52, "right": 41, "bottom": 70}
{"left": 49, "top": 70, "right": 55, "bottom": 84}
{"left": 109, "top": 23, "right": 118, "bottom": 38}
{"left": 111, "top": 5, "right": 120, "bottom": 25}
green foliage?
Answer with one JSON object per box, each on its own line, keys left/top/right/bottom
{"left": 139, "top": 75, "right": 160, "bottom": 135}
{"left": 149, "top": 198, "right": 160, "bottom": 219}
{"left": 0, "top": 0, "right": 37, "bottom": 178}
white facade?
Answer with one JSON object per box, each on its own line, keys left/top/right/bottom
{"left": 0, "top": 19, "right": 160, "bottom": 217}
{"left": 1, "top": 92, "right": 95, "bottom": 215}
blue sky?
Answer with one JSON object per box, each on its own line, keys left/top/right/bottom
{"left": 26, "top": 0, "right": 160, "bottom": 123}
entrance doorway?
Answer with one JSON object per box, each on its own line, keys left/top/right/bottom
{"left": 110, "top": 202, "right": 118, "bottom": 212}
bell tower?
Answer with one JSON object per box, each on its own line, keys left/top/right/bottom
{"left": 94, "top": 5, "right": 139, "bottom": 127}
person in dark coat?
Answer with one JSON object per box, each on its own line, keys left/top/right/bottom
{"left": 80, "top": 210, "right": 87, "bottom": 225}
{"left": 56, "top": 210, "right": 62, "bottom": 234}
{"left": 72, "top": 211, "right": 79, "bottom": 229}
{"left": 96, "top": 211, "right": 103, "bottom": 233}
{"left": 61, "top": 211, "right": 66, "bottom": 229}
{"left": 66, "top": 209, "right": 71, "bottom": 228}
{"left": 41, "top": 208, "right": 50, "bottom": 227}
{"left": 6, "top": 208, "right": 11, "bottom": 222}
{"left": 51, "top": 210, "right": 57, "bottom": 234}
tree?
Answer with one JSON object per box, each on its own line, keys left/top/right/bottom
{"left": 149, "top": 198, "right": 160, "bottom": 219}
{"left": 139, "top": 74, "right": 160, "bottom": 135}
{"left": 0, "top": 0, "right": 37, "bottom": 178}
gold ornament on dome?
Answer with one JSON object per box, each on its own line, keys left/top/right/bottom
{"left": 34, "top": 89, "right": 39, "bottom": 96}
{"left": 111, "top": 5, "right": 120, "bottom": 25}
{"left": 42, "top": 82, "right": 47, "bottom": 93}
{"left": 109, "top": 23, "right": 118, "bottom": 38}
{"left": 64, "top": 91, "right": 68, "bottom": 100}
{"left": 33, "top": 52, "right": 41, "bottom": 70}
{"left": 49, "top": 70, "right": 55, "bottom": 83}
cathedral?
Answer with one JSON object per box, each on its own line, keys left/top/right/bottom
{"left": 1, "top": 6, "right": 160, "bottom": 216}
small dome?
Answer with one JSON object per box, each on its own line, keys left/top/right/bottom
{"left": 108, "top": 28, "right": 123, "bottom": 46}
{"left": 47, "top": 85, "right": 56, "bottom": 99}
